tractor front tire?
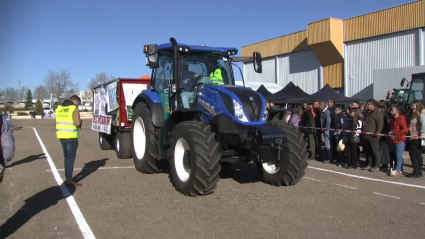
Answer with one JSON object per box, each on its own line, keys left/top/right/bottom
{"left": 169, "top": 121, "right": 221, "bottom": 196}
{"left": 130, "top": 102, "right": 161, "bottom": 174}
{"left": 99, "top": 132, "right": 113, "bottom": 150}
{"left": 257, "top": 121, "right": 308, "bottom": 186}
{"left": 115, "top": 131, "right": 133, "bottom": 159}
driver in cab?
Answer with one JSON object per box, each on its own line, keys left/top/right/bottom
{"left": 180, "top": 62, "right": 200, "bottom": 108}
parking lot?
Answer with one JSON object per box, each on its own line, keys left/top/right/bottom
{"left": 1, "top": 119, "right": 425, "bottom": 239}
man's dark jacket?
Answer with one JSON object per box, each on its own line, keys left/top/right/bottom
{"left": 363, "top": 108, "right": 383, "bottom": 139}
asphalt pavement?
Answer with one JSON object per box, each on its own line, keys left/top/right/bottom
{"left": 1, "top": 119, "right": 424, "bottom": 239}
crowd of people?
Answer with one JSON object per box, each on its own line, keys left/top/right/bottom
{"left": 268, "top": 99, "right": 424, "bottom": 178}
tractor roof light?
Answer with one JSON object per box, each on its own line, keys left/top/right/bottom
{"left": 178, "top": 46, "right": 190, "bottom": 53}
{"left": 143, "top": 45, "right": 148, "bottom": 53}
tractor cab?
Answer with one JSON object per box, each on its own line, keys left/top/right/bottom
{"left": 143, "top": 39, "right": 262, "bottom": 119}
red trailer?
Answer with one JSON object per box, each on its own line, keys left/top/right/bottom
{"left": 91, "top": 76, "right": 151, "bottom": 159}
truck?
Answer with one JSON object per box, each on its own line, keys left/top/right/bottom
{"left": 129, "top": 38, "right": 308, "bottom": 196}
{"left": 91, "top": 77, "right": 151, "bottom": 159}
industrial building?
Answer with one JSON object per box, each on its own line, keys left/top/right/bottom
{"left": 242, "top": 0, "right": 425, "bottom": 100}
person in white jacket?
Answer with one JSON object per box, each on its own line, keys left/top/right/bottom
{"left": 345, "top": 107, "right": 363, "bottom": 169}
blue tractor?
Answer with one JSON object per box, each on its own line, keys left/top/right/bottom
{"left": 130, "top": 38, "right": 307, "bottom": 196}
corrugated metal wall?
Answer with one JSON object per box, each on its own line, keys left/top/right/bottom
{"left": 243, "top": 57, "right": 276, "bottom": 83}
{"left": 277, "top": 50, "right": 320, "bottom": 94}
{"left": 343, "top": 0, "right": 424, "bottom": 42}
{"left": 345, "top": 29, "right": 418, "bottom": 98}
{"left": 241, "top": 31, "right": 308, "bottom": 58}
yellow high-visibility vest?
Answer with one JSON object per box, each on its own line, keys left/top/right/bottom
{"left": 55, "top": 105, "right": 78, "bottom": 139}
{"left": 209, "top": 68, "right": 224, "bottom": 85}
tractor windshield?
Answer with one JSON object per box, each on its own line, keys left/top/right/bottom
{"left": 407, "top": 78, "right": 424, "bottom": 104}
{"left": 180, "top": 53, "right": 234, "bottom": 86}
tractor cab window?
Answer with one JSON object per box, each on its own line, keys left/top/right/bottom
{"left": 179, "top": 54, "right": 234, "bottom": 92}
{"left": 407, "top": 78, "right": 424, "bottom": 104}
{"left": 153, "top": 54, "right": 173, "bottom": 93}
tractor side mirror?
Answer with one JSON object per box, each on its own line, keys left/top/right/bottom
{"left": 253, "top": 52, "right": 262, "bottom": 73}
{"left": 144, "top": 44, "right": 159, "bottom": 69}
{"left": 400, "top": 77, "right": 406, "bottom": 87}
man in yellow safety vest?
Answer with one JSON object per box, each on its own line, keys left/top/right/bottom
{"left": 54, "top": 95, "right": 82, "bottom": 187}
{"left": 207, "top": 60, "right": 224, "bottom": 85}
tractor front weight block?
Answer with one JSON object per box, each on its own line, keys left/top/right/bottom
{"left": 246, "top": 126, "right": 287, "bottom": 164}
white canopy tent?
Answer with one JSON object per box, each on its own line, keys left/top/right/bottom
{"left": 234, "top": 81, "right": 283, "bottom": 93}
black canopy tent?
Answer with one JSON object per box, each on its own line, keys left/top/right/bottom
{"left": 267, "top": 81, "right": 310, "bottom": 104}
{"left": 256, "top": 84, "right": 273, "bottom": 100}
{"left": 299, "top": 84, "right": 356, "bottom": 104}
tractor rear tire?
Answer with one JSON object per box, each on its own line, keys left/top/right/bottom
{"left": 99, "top": 132, "right": 113, "bottom": 150}
{"left": 256, "top": 121, "right": 308, "bottom": 186}
{"left": 115, "top": 131, "right": 133, "bottom": 159}
{"left": 169, "top": 121, "right": 221, "bottom": 196}
{"left": 130, "top": 102, "right": 161, "bottom": 174}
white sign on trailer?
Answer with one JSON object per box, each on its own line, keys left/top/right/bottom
{"left": 91, "top": 115, "right": 112, "bottom": 134}
{"left": 121, "top": 83, "right": 148, "bottom": 121}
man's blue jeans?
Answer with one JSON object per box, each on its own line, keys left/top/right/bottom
{"left": 181, "top": 91, "right": 195, "bottom": 108}
{"left": 323, "top": 131, "right": 333, "bottom": 161}
{"left": 390, "top": 142, "right": 405, "bottom": 172}
{"left": 60, "top": 138, "right": 78, "bottom": 183}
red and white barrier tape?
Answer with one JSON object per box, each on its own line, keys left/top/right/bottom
{"left": 296, "top": 126, "right": 421, "bottom": 139}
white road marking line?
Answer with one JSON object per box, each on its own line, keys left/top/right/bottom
{"left": 31, "top": 127, "right": 95, "bottom": 239}
{"left": 308, "top": 166, "right": 425, "bottom": 190}
{"left": 420, "top": 202, "right": 425, "bottom": 205}
{"left": 336, "top": 184, "right": 357, "bottom": 190}
{"left": 373, "top": 192, "right": 400, "bottom": 200}
{"left": 304, "top": 177, "right": 321, "bottom": 182}
{"left": 47, "top": 166, "right": 134, "bottom": 172}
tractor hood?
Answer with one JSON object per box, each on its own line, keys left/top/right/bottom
{"left": 201, "top": 84, "right": 268, "bottom": 123}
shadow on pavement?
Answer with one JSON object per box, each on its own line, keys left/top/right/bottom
{"left": 219, "top": 163, "right": 260, "bottom": 184}
{"left": 0, "top": 184, "right": 76, "bottom": 238}
{"left": 5, "top": 154, "right": 46, "bottom": 168}
{"left": 73, "top": 158, "right": 108, "bottom": 183}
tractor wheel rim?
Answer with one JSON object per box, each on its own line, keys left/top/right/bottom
{"left": 262, "top": 162, "right": 281, "bottom": 174}
{"left": 133, "top": 117, "right": 146, "bottom": 159}
{"left": 174, "top": 138, "right": 191, "bottom": 182}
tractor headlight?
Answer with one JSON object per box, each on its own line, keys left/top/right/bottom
{"left": 262, "top": 109, "right": 268, "bottom": 122}
{"left": 233, "top": 100, "right": 249, "bottom": 122}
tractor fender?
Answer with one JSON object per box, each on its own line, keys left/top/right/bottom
{"left": 160, "top": 108, "right": 201, "bottom": 146}
{"left": 132, "top": 90, "right": 165, "bottom": 127}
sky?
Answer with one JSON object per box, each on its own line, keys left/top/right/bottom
{"left": 0, "top": 0, "right": 415, "bottom": 93}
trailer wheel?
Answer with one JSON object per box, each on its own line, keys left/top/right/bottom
{"left": 169, "top": 121, "right": 221, "bottom": 196}
{"left": 256, "top": 121, "right": 308, "bottom": 186}
{"left": 130, "top": 102, "right": 161, "bottom": 173}
{"left": 99, "top": 132, "right": 113, "bottom": 150}
{"left": 115, "top": 131, "right": 132, "bottom": 159}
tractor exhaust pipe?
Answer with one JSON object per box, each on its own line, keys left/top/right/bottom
{"left": 170, "top": 37, "right": 179, "bottom": 109}
{"left": 170, "top": 37, "right": 177, "bottom": 46}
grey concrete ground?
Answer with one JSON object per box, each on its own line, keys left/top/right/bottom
{"left": 1, "top": 119, "right": 424, "bottom": 239}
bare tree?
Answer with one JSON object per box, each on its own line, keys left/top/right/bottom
{"left": 4, "top": 87, "right": 17, "bottom": 103}
{"left": 34, "top": 84, "right": 49, "bottom": 101}
{"left": 16, "top": 86, "right": 29, "bottom": 101}
{"left": 44, "top": 69, "right": 79, "bottom": 103}
{"left": 87, "top": 71, "right": 114, "bottom": 90}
